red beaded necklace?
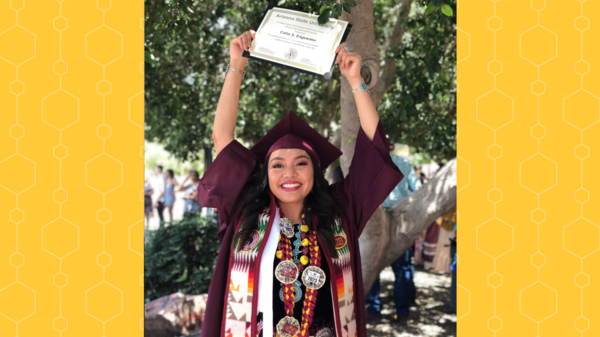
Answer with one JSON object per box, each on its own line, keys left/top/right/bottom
{"left": 274, "top": 205, "right": 325, "bottom": 337}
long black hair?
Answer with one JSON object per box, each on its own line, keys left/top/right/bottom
{"left": 232, "top": 152, "right": 345, "bottom": 258}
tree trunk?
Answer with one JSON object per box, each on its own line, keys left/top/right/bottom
{"left": 340, "top": 2, "right": 456, "bottom": 294}
{"left": 359, "top": 159, "right": 456, "bottom": 292}
{"left": 339, "top": 0, "right": 380, "bottom": 178}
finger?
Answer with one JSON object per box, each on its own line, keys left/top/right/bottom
{"left": 241, "top": 34, "right": 249, "bottom": 51}
{"left": 246, "top": 31, "right": 253, "bottom": 49}
{"left": 245, "top": 33, "right": 252, "bottom": 50}
{"left": 336, "top": 52, "right": 343, "bottom": 64}
{"left": 346, "top": 54, "right": 352, "bottom": 68}
{"left": 338, "top": 53, "right": 344, "bottom": 67}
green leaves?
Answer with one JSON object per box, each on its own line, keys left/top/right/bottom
{"left": 342, "top": 2, "right": 351, "bottom": 13}
{"left": 145, "top": 50, "right": 156, "bottom": 67}
{"left": 144, "top": 214, "right": 220, "bottom": 302}
{"left": 318, "top": 8, "right": 331, "bottom": 24}
{"left": 317, "top": 0, "right": 354, "bottom": 22}
{"left": 425, "top": 1, "right": 454, "bottom": 17}
{"left": 332, "top": 3, "right": 343, "bottom": 17}
{"left": 425, "top": 2, "right": 435, "bottom": 14}
{"left": 440, "top": 4, "right": 453, "bottom": 16}
{"left": 145, "top": 0, "right": 455, "bottom": 163}
{"left": 376, "top": 0, "right": 456, "bottom": 161}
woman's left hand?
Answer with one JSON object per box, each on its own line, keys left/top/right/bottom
{"left": 335, "top": 42, "right": 361, "bottom": 83}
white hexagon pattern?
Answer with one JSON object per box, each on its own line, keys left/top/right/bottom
{"left": 1, "top": 1, "right": 143, "bottom": 335}
{"left": 0, "top": 2, "right": 38, "bottom": 334}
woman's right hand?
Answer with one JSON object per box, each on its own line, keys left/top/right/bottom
{"left": 230, "top": 30, "right": 256, "bottom": 62}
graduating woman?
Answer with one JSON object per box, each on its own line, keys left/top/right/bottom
{"left": 198, "top": 30, "right": 404, "bottom": 337}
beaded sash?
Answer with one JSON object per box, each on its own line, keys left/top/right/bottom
{"left": 223, "top": 210, "right": 356, "bottom": 337}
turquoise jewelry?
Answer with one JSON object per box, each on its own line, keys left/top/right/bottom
{"left": 279, "top": 280, "right": 303, "bottom": 303}
{"left": 281, "top": 224, "right": 304, "bottom": 302}
{"left": 352, "top": 78, "right": 369, "bottom": 93}
{"left": 344, "top": 46, "right": 353, "bottom": 51}
{"left": 275, "top": 207, "right": 323, "bottom": 337}
{"left": 225, "top": 63, "right": 245, "bottom": 79}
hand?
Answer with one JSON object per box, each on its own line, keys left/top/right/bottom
{"left": 230, "top": 30, "right": 256, "bottom": 62}
{"left": 335, "top": 43, "right": 362, "bottom": 84}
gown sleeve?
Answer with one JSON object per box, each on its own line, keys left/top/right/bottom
{"left": 197, "top": 140, "right": 258, "bottom": 241}
{"left": 332, "top": 121, "right": 404, "bottom": 237}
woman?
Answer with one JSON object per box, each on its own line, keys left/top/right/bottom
{"left": 164, "top": 169, "right": 178, "bottom": 222}
{"left": 144, "top": 175, "right": 154, "bottom": 228}
{"left": 178, "top": 170, "right": 202, "bottom": 214}
{"left": 198, "top": 30, "right": 403, "bottom": 337}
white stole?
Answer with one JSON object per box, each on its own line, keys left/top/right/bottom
{"left": 257, "top": 208, "right": 281, "bottom": 337}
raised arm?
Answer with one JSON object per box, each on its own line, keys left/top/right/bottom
{"left": 213, "top": 30, "right": 256, "bottom": 155}
{"left": 176, "top": 176, "right": 189, "bottom": 192}
{"left": 335, "top": 42, "right": 379, "bottom": 140}
{"left": 332, "top": 43, "right": 403, "bottom": 236}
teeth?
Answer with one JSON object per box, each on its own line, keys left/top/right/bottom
{"left": 282, "top": 184, "right": 301, "bottom": 188}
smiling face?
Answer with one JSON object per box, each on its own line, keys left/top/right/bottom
{"left": 268, "top": 148, "right": 314, "bottom": 206}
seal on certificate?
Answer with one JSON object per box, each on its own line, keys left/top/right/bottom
{"left": 284, "top": 48, "right": 298, "bottom": 60}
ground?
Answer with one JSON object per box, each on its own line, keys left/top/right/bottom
{"left": 367, "top": 265, "right": 456, "bottom": 337}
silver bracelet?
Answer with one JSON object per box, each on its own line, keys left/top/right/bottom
{"left": 225, "top": 64, "right": 245, "bottom": 78}
{"left": 352, "top": 78, "right": 369, "bottom": 93}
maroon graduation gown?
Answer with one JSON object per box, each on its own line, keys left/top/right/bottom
{"left": 197, "top": 121, "right": 403, "bottom": 336}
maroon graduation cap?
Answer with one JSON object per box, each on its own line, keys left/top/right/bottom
{"left": 250, "top": 111, "right": 342, "bottom": 169}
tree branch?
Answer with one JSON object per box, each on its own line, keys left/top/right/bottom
{"left": 359, "top": 158, "right": 457, "bottom": 292}
{"left": 373, "top": 0, "right": 413, "bottom": 107}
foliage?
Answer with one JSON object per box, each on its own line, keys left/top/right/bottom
{"left": 144, "top": 0, "right": 456, "bottom": 162}
{"left": 375, "top": 0, "right": 456, "bottom": 161}
{"left": 144, "top": 214, "right": 220, "bottom": 302}
{"left": 145, "top": 0, "right": 342, "bottom": 161}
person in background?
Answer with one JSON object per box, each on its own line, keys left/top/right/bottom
{"left": 144, "top": 175, "right": 154, "bottom": 228}
{"left": 152, "top": 165, "right": 167, "bottom": 222}
{"left": 163, "top": 169, "right": 178, "bottom": 222}
{"left": 431, "top": 208, "right": 456, "bottom": 275}
{"left": 178, "top": 170, "right": 202, "bottom": 215}
{"left": 365, "top": 138, "right": 421, "bottom": 325}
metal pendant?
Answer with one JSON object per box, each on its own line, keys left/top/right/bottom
{"left": 277, "top": 316, "right": 300, "bottom": 337}
{"left": 280, "top": 217, "right": 294, "bottom": 238}
{"left": 315, "top": 327, "right": 334, "bottom": 337}
{"left": 275, "top": 260, "right": 299, "bottom": 284}
{"left": 302, "top": 266, "right": 326, "bottom": 290}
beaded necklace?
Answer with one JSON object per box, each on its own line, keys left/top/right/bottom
{"left": 274, "top": 205, "right": 325, "bottom": 337}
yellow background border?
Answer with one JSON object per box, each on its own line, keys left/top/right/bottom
{"left": 458, "top": 0, "right": 599, "bottom": 335}
{"left": 0, "top": 0, "right": 143, "bottom": 336}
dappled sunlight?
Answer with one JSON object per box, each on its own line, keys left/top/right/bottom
{"left": 367, "top": 265, "right": 456, "bottom": 337}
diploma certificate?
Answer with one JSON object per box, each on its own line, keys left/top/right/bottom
{"left": 242, "top": 6, "right": 351, "bottom": 79}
